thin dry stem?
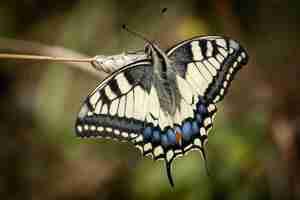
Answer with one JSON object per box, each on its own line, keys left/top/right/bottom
{"left": 0, "top": 37, "right": 107, "bottom": 78}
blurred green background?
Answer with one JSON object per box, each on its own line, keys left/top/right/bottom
{"left": 1, "top": 0, "right": 300, "bottom": 199}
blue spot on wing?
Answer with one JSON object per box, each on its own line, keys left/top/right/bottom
{"left": 182, "top": 121, "right": 192, "bottom": 141}
{"left": 161, "top": 134, "right": 169, "bottom": 148}
{"left": 143, "top": 126, "right": 152, "bottom": 142}
{"left": 152, "top": 128, "right": 161, "bottom": 144}
{"left": 197, "top": 103, "right": 208, "bottom": 115}
{"left": 196, "top": 113, "right": 203, "bottom": 124}
{"left": 191, "top": 121, "right": 200, "bottom": 135}
{"left": 167, "top": 129, "right": 176, "bottom": 146}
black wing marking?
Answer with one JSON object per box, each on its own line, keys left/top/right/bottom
{"left": 167, "top": 36, "right": 248, "bottom": 103}
{"left": 75, "top": 60, "right": 153, "bottom": 141}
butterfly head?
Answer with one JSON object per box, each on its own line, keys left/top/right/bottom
{"left": 121, "top": 24, "right": 164, "bottom": 59}
{"left": 144, "top": 43, "right": 154, "bottom": 56}
{"left": 144, "top": 42, "right": 166, "bottom": 58}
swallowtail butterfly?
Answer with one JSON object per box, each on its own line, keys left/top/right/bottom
{"left": 75, "top": 35, "right": 248, "bottom": 186}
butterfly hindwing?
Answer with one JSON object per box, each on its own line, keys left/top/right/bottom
{"left": 167, "top": 36, "right": 248, "bottom": 103}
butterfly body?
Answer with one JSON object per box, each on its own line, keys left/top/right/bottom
{"left": 75, "top": 36, "right": 248, "bottom": 187}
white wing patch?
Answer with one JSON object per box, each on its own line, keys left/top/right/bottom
{"left": 216, "top": 39, "right": 227, "bottom": 49}
{"left": 115, "top": 74, "right": 132, "bottom": 93}
{"left": 101, "top": 104, "right": 108, "bottom": 114}
{"left": 95, "top": 100, "right": 102, "bottom": 114}
{"left": 191, "top": 41, "right": 203, "bottom": 60}
{"left": 109, "top": 99, "right": 118, "bottom": 116}
{"left": 159, "top": 109, "right": 172, "bottom": 128}
{"left": 133, "top": 85, "right": 147, "bottom": 120}
{"left": 179, "top": 100, "right": 194, "bottom": 120}
{"left": 196, "top": 62, "right": 213, "bottom": 82}
{"left": 218, "top": 48, "right": 228, "bottom": 57}
{"left": 216, "top": 54, "right": 224, "bottom": 63}
{"left": 104, "top": 86, "right": 117, "bottom": 100}
{"left": 206, "top": 41, "right": 213, "bottom": 57}
{"left": 89, "top": 91, "right": 100, "bottom": 107}
{"left": 176, "top": 75, "right": 194, "bottom": 105}
{"left": 172, "top": 96, "right": 194, "bottom": 125}
{"left": 118, "top": 96, "right": 126, "bottom": 117}
{"left": 125, "top": 91, "right": 134, "bottom": 118}
{"left": 203, "top": 60, "right": 217, "bottom": 76}
{"left": 186, "top": 63, "right": 208, "bottom": 95}
{"left": 208, "top": 57, "right": 221, "bottom": 70}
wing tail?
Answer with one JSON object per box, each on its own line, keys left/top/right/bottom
{"left": 166, "top": 160, "right": 175, "bottom": 187}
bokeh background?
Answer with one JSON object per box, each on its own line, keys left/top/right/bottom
{"left": 1, "top": 0, "right": 300, "bottom": 199}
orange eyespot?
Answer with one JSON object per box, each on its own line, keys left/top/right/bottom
{"left": 175, "top": 131, "right": 182, "bottom": 145}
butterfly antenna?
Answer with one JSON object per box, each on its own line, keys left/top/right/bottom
{"left": 166, "top": 161, "right": 175, "bottom": 187}
{"left": 152, "top": 7, "right": 168, "bottom": 42}
{"left": 122, "top": 8, "right": 168, "bottom": 44}
{"left": 122, "top": 24, "right": 152, "bottom": 44}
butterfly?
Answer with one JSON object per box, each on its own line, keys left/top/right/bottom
{"left": 75, "top": 35, "right": 248, "bottom": 187}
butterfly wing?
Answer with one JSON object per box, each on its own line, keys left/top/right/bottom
{"left": 75, "top": 60, "right": 154, "bottom": 142}
{"left": 162, "top": 36, "right": 248, "bottom": 185}
{"left": 75, "top": 36, "right": 249, "bottom": 187}
{"left": 167, "top": 36, "right": 248, "bottom": 103}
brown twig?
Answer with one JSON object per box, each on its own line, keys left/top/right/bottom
{"left": 0, "top": 37, "right": 148, "bottom": 79}
{"left": 0, "top": 37, "right": 107, "bottom": 79}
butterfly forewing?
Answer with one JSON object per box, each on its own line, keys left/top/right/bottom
{"left": 167, "top": 36, "right": 248, "bottom": 104}
{"left": 75, "top": 60, "right": 153, "bottom": 141}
